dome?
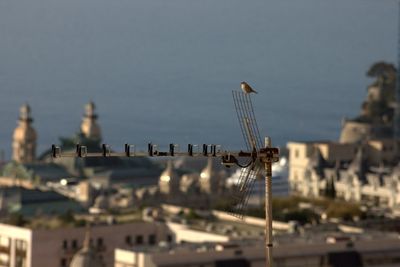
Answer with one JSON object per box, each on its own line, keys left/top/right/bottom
{"left": 69, "top": 248, "right": 103, "bottom": 267}
{"left": 13, "top": 124, "right": 37, "bottom": 142}
{"left": 160, "top": 160, "right": 178, "bottom": 183}
{"left": 13, "top": 104, "right": 37, "bottom": 142}
{"left": 199, "top": 158, "right": 220, "bottom": 193}
{"left": 200, "top": 158, "right": 215, "bottom": 181}
{"left": 159, "top": 160, "right": 179, "bottom": 194}
{"left": 12, "top": 104, "right": 37, "bottom": 163}
{"left": 69, "top": 228, "right": 104, "bottom": 267}
{"left": 81, "top": 122, "right": 101, "bottom": 140}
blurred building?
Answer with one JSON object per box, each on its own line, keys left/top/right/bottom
{"left": 287, "top": 141, "right": 400, "bottom": 209}
{"left": 0, "top": 186, "right": 83, "bottom": 217}
{"left": 115, "top": 238, "right": 400, "bottom": 267}
{"left": 0, "top": 221, "right": 173, "bottom": 267}
{"left": 0, "top": 102, "right": 163, "bottom": 206}
{"left": 146, "top": 158, "right": 231, "bottom": 209}
{"left": 287, "top": 68, "right": 400, "bottom": 211}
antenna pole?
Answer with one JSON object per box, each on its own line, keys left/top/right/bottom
{"left": 264, "top": 137, "right": 273, "bottom": 267}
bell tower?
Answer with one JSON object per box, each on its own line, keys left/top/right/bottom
{"left": 80, "top": 101, "right": 102, "bottom": 141}
{"left": 12, "top": 104, "right": 37, "bottom": 163}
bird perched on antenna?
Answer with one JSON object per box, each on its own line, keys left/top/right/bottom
{"left": 241, "top": 81, "right": 257, "bottom": 94}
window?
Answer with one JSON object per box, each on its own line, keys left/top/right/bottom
{"left": 62, "top": 240, "right": 67, "bottom": 250}
{"left": 148, "top": 234, "right": 156, "bottom": 245}
{"left": 15, "top": 239, "right": 27, "bottom": 251}
{"left": 60, "top": 258, "right": 67, "bottom": 267}
{"left": 72, "top": 240, "right": 78, "bottom": 250}
{"left": 295, "top": 149, "right": 299, "bottom": 158}
{"left": 125, "top": 235, "right": 131, "bottom": 245}
{"left": 234, "top": 250, "right": 242, "bottom": 256}
{"left": 167, "top": 235, "right": 173, "bottom": 243}
{"left": 15, "top": 256, "right": 26, "bottom": 267}
{"left": 0, "top": 236, "right": 10, "bottom": 248}
{"left": 0, "top": 254, "right": 10, "bottom": 266}
{"left": 97, "top": 238, "right": 103, "bottom": 247}
{"left": 136, "top": 235, "right": 143, "bottom": 245}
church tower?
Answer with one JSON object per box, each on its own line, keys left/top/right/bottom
{"left": 159, "top": 160, "right": 180, "bottom": 195}
{"left": 12, "top": 104, "right": 37, "bottom": 163}
{"left": 199, "top": 158, "right": 220, "bottom": 194}
{"left": 80, "top": 102, "right": 102, "bottom": 141}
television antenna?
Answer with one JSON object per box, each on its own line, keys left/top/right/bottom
{"left": 51, "top": 90, "right": 279, "bottom": 267}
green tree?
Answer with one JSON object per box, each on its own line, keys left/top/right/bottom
{"left": 326, "top": 202, "right": 362, "bottom": 221}
{"left": 185, "top": 209, "right": 201, "bottom": 220}
{"left": 58, "top": 210, "right": 75, "bottom": 225}
{"left": 283, "top": 209, "right": 319, "bottom": 225}
{"left": 7, "top": 213, "right": 27, "bottom": 226}
{"left": 367, "top": 62, "right": 396, "bottom": 84}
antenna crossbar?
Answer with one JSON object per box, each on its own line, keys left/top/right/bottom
{"left": 51, "top": 144, "right": 278, "bottom": 163}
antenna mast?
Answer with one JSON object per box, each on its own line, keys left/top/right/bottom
{"left": 51, "top": 90, "right": 279, "bottom": 267}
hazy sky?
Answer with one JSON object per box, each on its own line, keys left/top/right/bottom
{"left": 0, "top": 0, "right": 397, "bottom": 158}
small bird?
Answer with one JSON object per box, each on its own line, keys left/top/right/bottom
{"left": 240, "top": 81, "right": 258, "bottom": 94}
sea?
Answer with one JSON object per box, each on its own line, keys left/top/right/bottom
{"left": 0, "top": 0, "right": 398, "bottom": 159}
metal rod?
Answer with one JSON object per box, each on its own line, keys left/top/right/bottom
{"left": 244, "top": 118, "right": 257, "bottom": 151}
{"left": 245, "top": 93, "right": 263, "bottom": 148}
{"left": 51, "top": 149, "right": 274, "bottom": 159}
{"left": 265, "top": 136, "right": 273, "bottom": 267}
{"left": 242, "top": 93, "right": 263, "bottom": 148}
{"left": 233, "top": 91, "right": 251, "bottom": 151}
